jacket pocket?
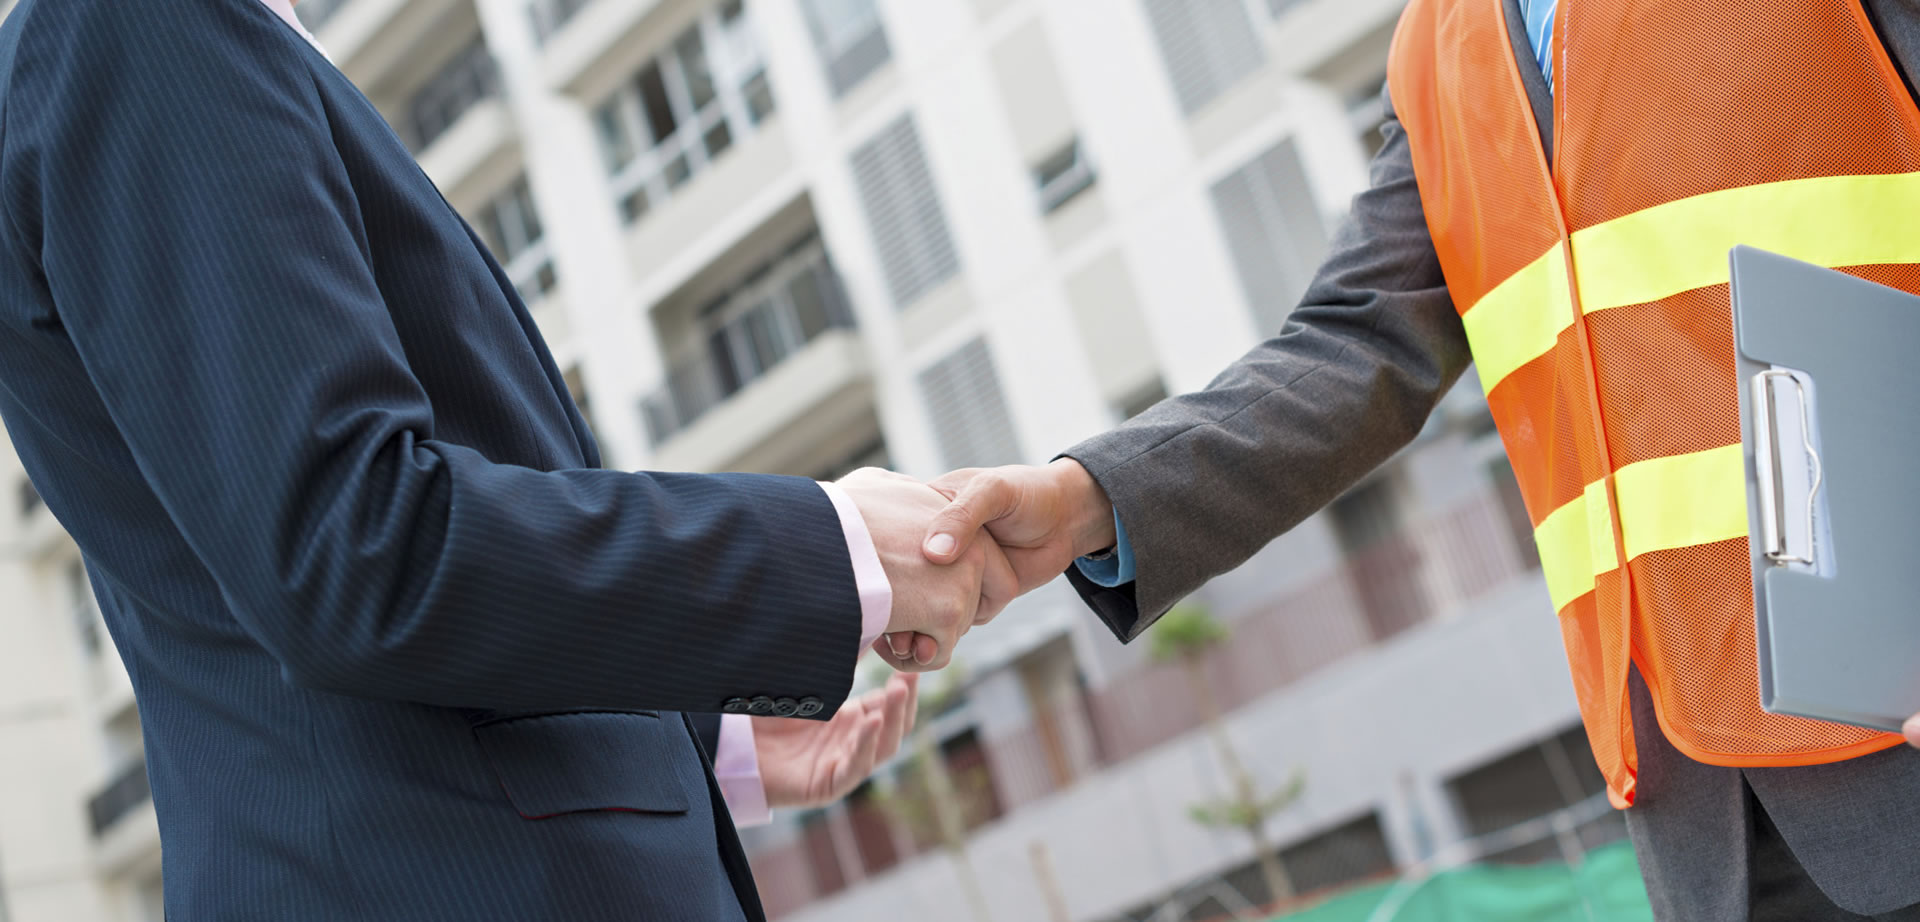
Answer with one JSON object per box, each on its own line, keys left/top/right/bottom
{"left": 473, "top": 711, "right": 691, "bottom": 818}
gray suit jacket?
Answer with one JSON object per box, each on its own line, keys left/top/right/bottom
{"left": 1062, "top": 1, "right": 1920, "bottom": 916}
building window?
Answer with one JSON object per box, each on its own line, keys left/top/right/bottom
{"left": 849, "top": 115, "right": 961, "bottom": 307}
{"left": 1141, "top": 0, "right": 1266, "bottom": 115}
{"left": 1033, "top": 138, "right": 1097, "bottom": 214}
{"left": 1488, "top": 456, "right": 1542, "bottom": 571}
{"left": 1210, "top": 136, "right": 1329, "bottom": 337}
{"left": 529, "top": 0, "right": 596, "bottom": 45}
{"left": 802, "top": 0, "right": 892, "bottom": 98}
{"left": 1331, "top": 475, "right": 1428, "bottom": 641}
{"left": 1348, "top": 77, "right": 1390, "bottom": 160}
{"left": 408, "top": 38, "right": 499, "bottom": 153}
{"left": 476, "top": 176, "right": 557, "bottom": 304}
{"left": 593, "top": 2, "right": 773, "bottom": 225}
{"left": 643, "top": 235, "right": 857, "bottom": 445}
{"left": 1447, "top": 724, "right": 1624, "bottom": 863}
{"left": 920, "top": 339, "right": 1023, "bottom": 470}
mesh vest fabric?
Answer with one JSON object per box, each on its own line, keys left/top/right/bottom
{"left": 1387, "top": 0, "right": 1916, "bottom": 807}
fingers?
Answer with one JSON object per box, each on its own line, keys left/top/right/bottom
{"left": 898, "top": 672, "right": 920, "bottom": 739}
{"left": 830, "top": 710, "right": 885, "bottom": 799}
{"left": 924, "top": 472, "right": 1019, "bottom": 564}
{"left": 1905, "top": 713, "right": 1920, "bottom": 749}
{"left": 872, "top": 635, "right": 916, "bottom": 672}
{"left": 874, "top": 674, "right": 915, "bottom": 762}
{"left": 975, "top": 537, "right": 1020, "bottom": 625}
{"left": 873, "top": 632, "right": 946, "bottom": 671}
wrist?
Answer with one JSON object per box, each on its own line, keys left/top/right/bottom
{"left": 1047, "top": 458, "right": 1116, "bottom": 558}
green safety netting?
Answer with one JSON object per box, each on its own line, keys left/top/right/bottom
{"left": 1272, "top": 841, "right": 1655, "bottom": 922}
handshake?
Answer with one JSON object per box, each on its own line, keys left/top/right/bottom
{"left": 837, "top": 459, "right": 1120, "bottom": 673}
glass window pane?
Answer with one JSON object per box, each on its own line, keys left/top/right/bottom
{"left": 621, "top": 187, "right": 650, "bottom": 223}
{"left": 806, "top": 0, "right": 881, "bottom": 51}
{"left": 743, "top": 72, "right": 775, "bottom": 124}
{"left": 709, "top": 328, "right": 745, "bottom": 395}
{"left": 638, "top": 64, "right": 678, "bottom": 146}
{"left": 664, "top": 153, "right": 692, "bottom": 189}
{"left": 789, "top": 267, "right": 831, "bottom": 341}
{"left": 515, "top": 181, "right": 543, "bottom": 245}
{"left": 703, "top": 120, "right": 733, "bottom": 160}
{"left": 475, "top": 204, "right": 504, "bottom": 256}
{"left": 676, "top": 29, "right": 717, "bottom": 112}
{"left": 595, "top": 102, "right": 634, "bottom": 171}
{"left": 743, "top": 305, "right": 785, "bottom": 372}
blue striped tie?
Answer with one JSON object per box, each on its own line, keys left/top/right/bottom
{"left": 1523, "top": 0, "right": 1557, "bottom": 93}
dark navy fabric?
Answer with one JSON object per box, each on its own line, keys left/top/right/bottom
{"left": 0, "top": 0, "right": 863, "bottom": 918}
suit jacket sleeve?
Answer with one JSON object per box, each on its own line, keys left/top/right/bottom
{"left": 6, "top": 0, "right": 858, "bottom": 716}
{"left": 1061, "top": 89, "right": 1472, "bottom": 642}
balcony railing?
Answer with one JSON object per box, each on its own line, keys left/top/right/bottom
{"left": 641, "top": 240, "right": 856, "bottom": 447}
{"left": 409, "top": 40, "right": 501, "bottom": 153}
{"left": 748, "top": 489, "right": 1545, "bottom": 916}
{"left": 88, "top": 758, "right": 151, "bottom": 837}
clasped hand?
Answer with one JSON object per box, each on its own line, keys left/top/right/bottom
{"left": 836, "top": 460, "right": 1117, "bottom": 673}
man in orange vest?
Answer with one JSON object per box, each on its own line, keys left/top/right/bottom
{"left": 907, "top": 1, "right": 1920, "bottom": 918}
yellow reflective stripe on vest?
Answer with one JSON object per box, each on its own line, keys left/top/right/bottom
{"left": 1535, "top": 444, "right": 1749, "bottom": 611}
{"left": 1536, "top": 477, "right": 1618, "bottom": 611}
{"left": 1574, "top": 171, "right": 1920, "bottom": 313}
{"left": 1460, "top": 242, "right": 1572, "bottom": 387}
{"left": 1464, "top": 171, "right": 1920, "bottom": 394}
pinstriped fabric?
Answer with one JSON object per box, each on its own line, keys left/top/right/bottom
{"left": 0, "top": 0, "right": 860, "bottom": 918}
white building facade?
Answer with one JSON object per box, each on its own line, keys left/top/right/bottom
{"left": 0, "top": 1, "right": 1622, "bottom": 920}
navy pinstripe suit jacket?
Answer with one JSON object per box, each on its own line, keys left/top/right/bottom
{"left": 0, "top": 0, "right": 862, "bottom": 918}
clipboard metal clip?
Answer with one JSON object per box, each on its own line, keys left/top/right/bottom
{"left": 1752, "top": 368, "right": 1823, "bottom": 568}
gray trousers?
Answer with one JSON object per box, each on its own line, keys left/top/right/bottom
{"left": 1625, "top": 670, "right": 1920, "bottom": 921}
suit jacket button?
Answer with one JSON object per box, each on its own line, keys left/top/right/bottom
{"left": 722, "top": 698, "right": 752, "bottom": 714}
{"left": 795, "top": 697, "right": 824, "bottom": 718}
{"left": 748, "top": 696, "right": 776, "bottom": 716}
{"left": 770, "top": 697, "right": 800, "bottom": 717}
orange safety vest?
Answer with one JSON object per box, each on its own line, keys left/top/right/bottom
{"left": 1387, "top": 0, "right": 1918, "bottom": 806}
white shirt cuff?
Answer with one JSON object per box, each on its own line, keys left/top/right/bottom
{"left": 817, "top": 481, "right": 894, "bottom": 657}
{"left": 713, "top": 483, "right": 892, "bottom": 828}
{"left": 713, "top": 714, "right": 769, "bottom": 826}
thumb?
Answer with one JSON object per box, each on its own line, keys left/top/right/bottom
{"left": 923, "top": 472, "right": 1017, "bottom": 564}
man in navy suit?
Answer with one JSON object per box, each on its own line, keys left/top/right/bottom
{"left": 0, "top": 0, "right": 1012, "bottom": 918}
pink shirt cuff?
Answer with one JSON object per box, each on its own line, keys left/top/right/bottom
{"left": 713, "top": 714, "right": 769, "bottom": 826}
{"left": 711, "top": 482, "right": 893, "bottom": 827}
{"left": 817, "top": 480, "right": 894, "bottom": 654}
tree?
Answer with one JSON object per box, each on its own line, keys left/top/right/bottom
{"left": 1150, "top": 604, "right": 1305, "bottom": 908}
{"left": 866, "top": 664, "right": 997, "bottom": 922}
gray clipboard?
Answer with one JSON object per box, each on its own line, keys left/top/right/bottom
{"left": 1732, "top": 245, "right": 1920, "bottom": 732}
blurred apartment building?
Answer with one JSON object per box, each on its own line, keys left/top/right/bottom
{"left": 0, "top": 0, "right": 1625, "bottom": 920}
